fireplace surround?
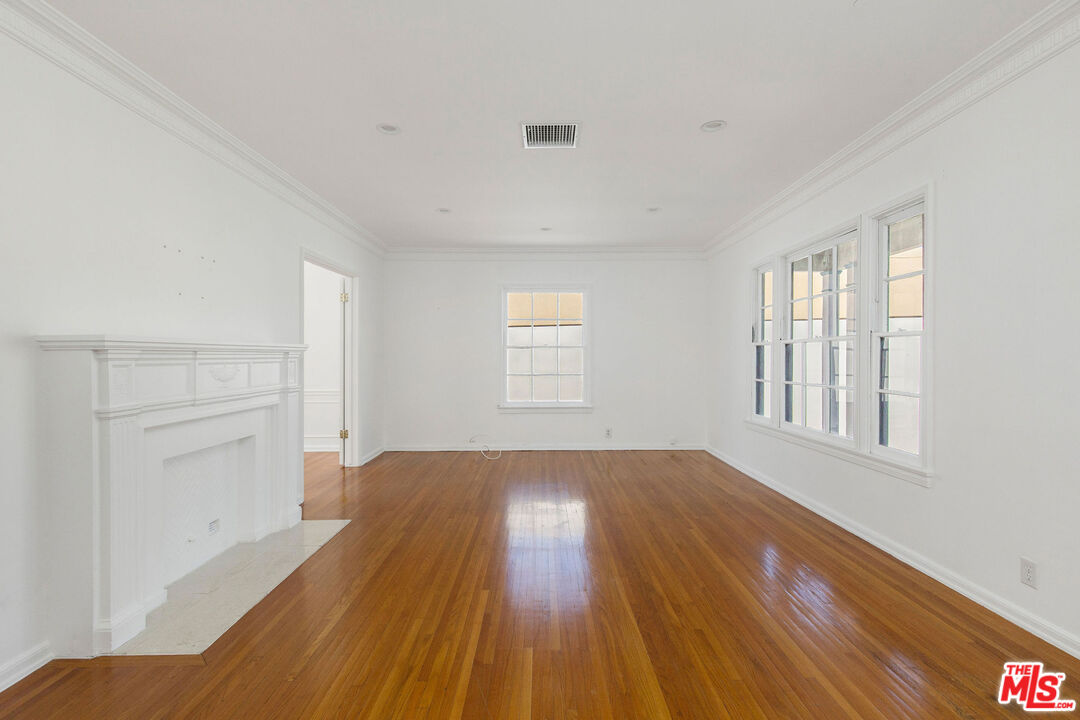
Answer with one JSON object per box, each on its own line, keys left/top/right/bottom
{"left": 36, "top": 336, "right": 304, "bottom": 656}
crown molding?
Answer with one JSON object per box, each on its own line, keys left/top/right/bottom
{"left": 0, "top": 0, "right": 386, "bottom": 257}
{"left": 706, "top": 0, "right": 1080, "bottom": 256}
{"left": 384, "top": 245, "right": 706, "bottom": 262}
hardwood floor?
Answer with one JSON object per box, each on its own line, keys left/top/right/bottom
{"left": 2, "top": 450, "right": 1076, "bottom": 718}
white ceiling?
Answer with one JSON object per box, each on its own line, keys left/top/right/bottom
{"left": 49, "top": 0, "right": 1051, "bottom": 249}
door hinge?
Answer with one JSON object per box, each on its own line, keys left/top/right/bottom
{"left": 340, "top": 292, "right": 350, "bottom": 303}
{"left": 339, "top": 429, "right": 349, "bottom": 439}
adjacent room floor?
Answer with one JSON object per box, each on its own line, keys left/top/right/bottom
{"left": 2, "top": 450, "right": 1076, "bottom": 718}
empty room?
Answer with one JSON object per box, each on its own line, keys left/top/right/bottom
{"left": 1, "top": 0, "right": 1078, "bottom": 717}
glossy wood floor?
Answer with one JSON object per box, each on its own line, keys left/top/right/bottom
{"left": 3, "top": 451, "right": 1077, "bottom": 718}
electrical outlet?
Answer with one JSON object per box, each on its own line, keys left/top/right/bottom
{"left": 208, "top": 518, "right": 220, "bottom": 535}
{"left": 604, "top": 427, "right": 613, "bottom": 439}
{"left": 1020, "top": 557, "right": 1037, "bottom": 589}
{"left": 668, "top": 438, "right": 677, "bottom": 447}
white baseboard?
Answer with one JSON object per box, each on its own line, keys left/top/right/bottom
{"left": 704, "top": 445, "right": 1080, "bottom": 661}
{"left": 93, "top": 601, "right": 148, "bottom": 655}
{"left": 383, "top": 443, "right": 705, "bottom": 452}
{"left": 356, "top": 447, "right": 384, "bottom": 466}
{"left": 306, "top": 446, "right": 382, "bottom": 467}
{"left": 0, "top": 641, "right": 53, "bottom": 693}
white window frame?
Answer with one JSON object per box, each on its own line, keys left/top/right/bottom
{"left": 868, "top": 194, "right": 932, "bottom": 470}
{"left": 498, "top": 284, "right": 593, "bottom": 412}
{"left": 749, "top": 261, "right": 778, "bottom": 424}
{"left": 745, "top": 186, "right": 933, "bottom": 487}
{"left": 777, "top": 225, "right": 860, "bottom": 449}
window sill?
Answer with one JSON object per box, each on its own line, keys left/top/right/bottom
{"left": 498, "top": 403, "right": 594, "bottom": 414}
{"left": 744, "top": 419, "right": 933, "bottom": 488}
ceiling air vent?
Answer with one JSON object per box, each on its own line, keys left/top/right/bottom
{"left": 522, "top": 123, "right": 577, "bottom": 149}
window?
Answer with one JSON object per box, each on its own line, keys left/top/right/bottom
{"left": 874, "top": 203, "right": 925, "bottom": 456}
{"left": 503, "top": 289, "right": 586, "bottom": 406}
{"left": 748, "top": 190, "right": 930, "bottom": 481}
{"left": 751, "top": 266, "right": 773, "bottom": 419}
{"left": 782, "top": 230, "right": 857, "bottom": 439}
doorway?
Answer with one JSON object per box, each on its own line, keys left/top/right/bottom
{"left": 302, "top": 260, "right": 349, "bottom": 467}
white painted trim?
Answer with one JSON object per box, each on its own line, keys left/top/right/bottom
{"left": 385, "top": 443, "right": 703, "bottom": 452}
{"left": 358, "top": 447, "right": 385, "bottom": 465}
{"left": 744, "top": 420, "right": 932, "bottom": 487}
{"left": 385, "top": 248, "right": 706, "bottom": 262}
{"left": 0, "top": 641, "right": 52, "bottom": 693}
{"left": 304, "top": 388, "right": 342, "bottom": 403}
{"left": 299, "top": 251, "right": 360, "bottom": 470}
{"left": 706, "top": 0, "right": 1080, "bottom": 254}
{"left": 0, "top": 0, "right": 385, "bottom": 256}
{"left": 703, "top": 446, "right": 1080, "bottom": 661}
{"left": 496, "top": 404, "right": 594, "bottom": 413}
{"left": 94, "top": 601, "right": 148, "bottom": 654}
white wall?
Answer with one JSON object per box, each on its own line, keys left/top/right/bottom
{"left": 384, "top": 256, "right": 706, "bottom": 450}
{"left": 707, "top": 41, "right": 1080, "bottom": 653}
{"left": 303, "top": 262, "right": 343, "bottom": 452}
{"left": 0, "top": 31, "right": 382, "bottom": 683}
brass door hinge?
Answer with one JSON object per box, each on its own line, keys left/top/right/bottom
{"left": 339, "top": 429, "right": 349, "bottom": 439}
{"left": 340, "top": 292, "right": 350, "bottom": 302}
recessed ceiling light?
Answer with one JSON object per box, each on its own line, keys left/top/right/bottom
{"left": 540, "top": 227, "right": 552, "bottom": 231}
{"left": 376, "top": 123, "right": 401, "bottom": 135}
{"left": 436, "top": 208, "right": 451, "bottom": 213}
{"left": 646, "top": 207, "right": 661, "bottom": 213}
{"left": 700, "top": 120, "right": 727, "bottom": 132}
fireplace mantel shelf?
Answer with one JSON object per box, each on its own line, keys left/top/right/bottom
{"left": 36, "top": 334, "right": 306, "bottom": 353}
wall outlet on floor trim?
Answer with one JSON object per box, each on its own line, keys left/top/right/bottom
{"left": 1020, "top": 557, "right": 1037, "bottom": 589}
{"left": 604, "top": 427, "right": 613, "bottom": 439}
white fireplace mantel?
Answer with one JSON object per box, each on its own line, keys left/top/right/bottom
{"left": 36, "top": 336, "right": 305, "bottom": 656}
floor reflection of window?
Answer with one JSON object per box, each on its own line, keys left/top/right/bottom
{"left": 505, "top": 499, "right": 590, "bottom": 608}
{"left": 758, "top": 543, "right": 867, "bottom": 651}
{"left": 507, "top": 500, "right": 586, "bottom": 543}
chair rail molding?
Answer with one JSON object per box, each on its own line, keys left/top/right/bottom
{"left": 35, "top": 336, "right": 305, "bottom": 656}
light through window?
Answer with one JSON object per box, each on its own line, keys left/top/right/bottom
{"left": 752, "top": 266, "right": 773, "bottom": 418}
{"left": 750, "top": 194, "right": 929, "bottom": 477}
{"left": 783, "top": 230, "right": 857, "bottom": 439}
{"left": 505, "top": 290, "right": 586, "bottom": 404}
{"left": 876, "top": 206, "right": 925, "bottom": 455}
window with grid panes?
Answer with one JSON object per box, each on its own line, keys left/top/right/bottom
{"left": 783, "top": 231, "right": 857, "bottom": 438}
{"left": 875, "top": 204, "right": 925, "bottom": 456}
{"left": 752, "top": 266, "right": 773, "bottom": 418}
{"left": 504, "top": 290, "right": 586, "bottom": 405}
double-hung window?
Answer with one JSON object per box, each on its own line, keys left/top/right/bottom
{"left": 874, "top": 203, "right": 925, "bottom": 457}
{"left": 503, "top": 289, "right": 587, "bottom": 407}
{"left": 750, "top": 191, "right": 929, "bottom": 480}
{"left": 782, "top": 230, "right": 857, "bottom": 439}
{"left": 751, "top": 266, "right": 773, "bottom": 419}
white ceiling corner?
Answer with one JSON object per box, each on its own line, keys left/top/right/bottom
{"left": 0, "top": 0, "right": 387, "bottom": 257}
